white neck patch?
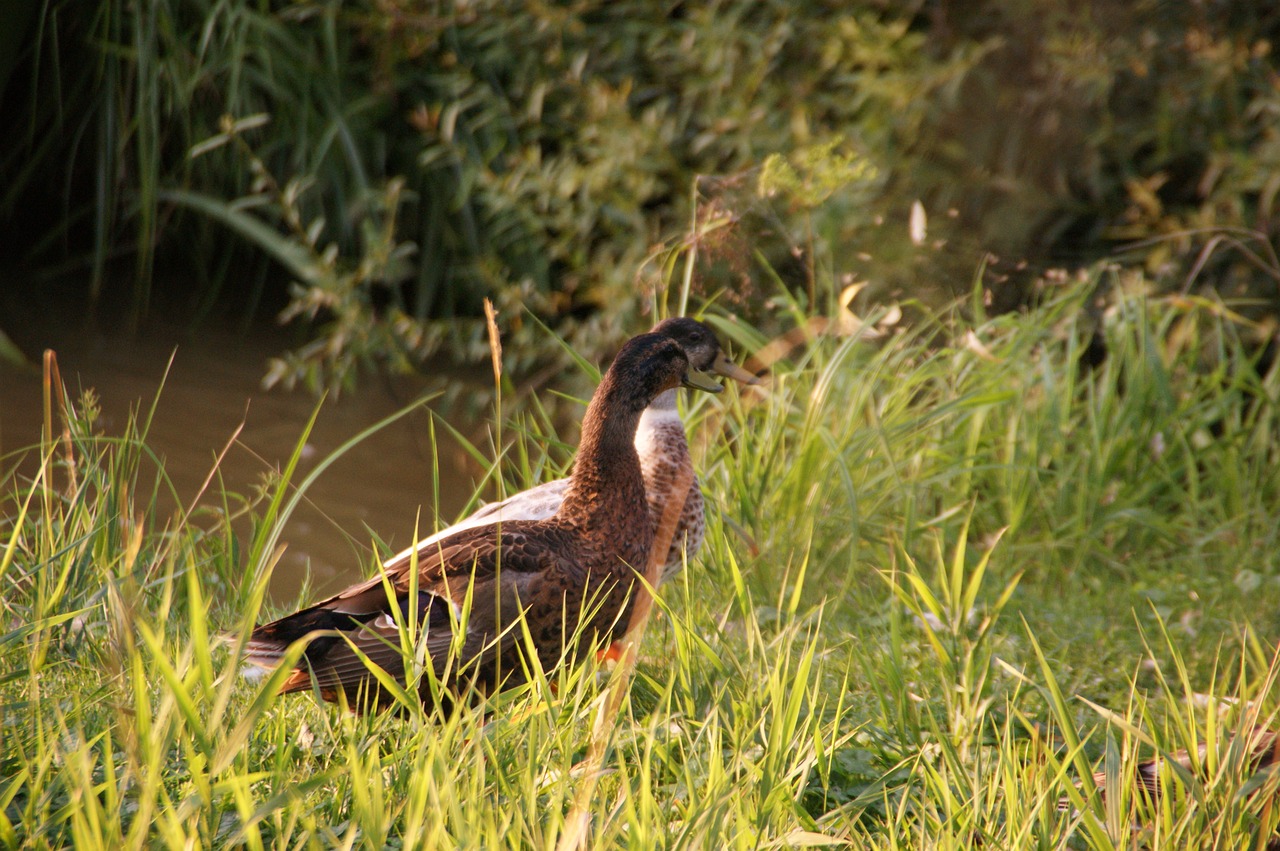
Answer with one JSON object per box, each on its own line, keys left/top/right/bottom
{"left": 638, "top": 406, "right": 682, "bottom": 429}
{"left": 637, "top": 409, "right": 685, "bottom": 460}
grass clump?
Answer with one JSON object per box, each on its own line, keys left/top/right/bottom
{"left": 5, "top": 270, "right": 1280, "bottom": 847}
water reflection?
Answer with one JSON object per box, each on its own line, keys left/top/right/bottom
{"left": 0, "top": 320, "right": 484, "bottom": 604}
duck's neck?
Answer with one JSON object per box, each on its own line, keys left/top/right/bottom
{"left": 640, "top": 389, "right": 679, "bottom": 424}
{"left": 635, "top": 388, "right": 685, "bottom": 459}
{"left": 560, "top": 378, "right": 650, "bottom": 535}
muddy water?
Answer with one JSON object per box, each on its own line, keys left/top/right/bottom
{"left": 0, "top": 319, "right": 488, "bottom": 604}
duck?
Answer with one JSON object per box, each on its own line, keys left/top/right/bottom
{"left": 243, "top": 331, "right": 726, "bottom": 711}
{"left": 1060, "top": 726, "right": 1280, "bottom": 847}
{"left": 382, "top": 317, "right": 758, "bottom": 585}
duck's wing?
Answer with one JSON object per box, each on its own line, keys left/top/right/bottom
{"left": 245, "top": 523, "right": 561, "bottom": 702}
{"left": 381, "top": 478, "right": 570, "bottom": 573}
{"left": 467, "top": 479, "right": 568, "bottom": 524}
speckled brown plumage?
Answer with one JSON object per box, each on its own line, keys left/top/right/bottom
{"left": 635, "top": 395, "right": 704, "bottom": 579}
{"left": 1058, "top": 727, "right": 1280, "bottom": 848}
{"left": 244, "top": 332, "right": 715, "bottom": 711}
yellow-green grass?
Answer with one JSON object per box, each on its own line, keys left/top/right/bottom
{"left": 5, "top": 275, "right": 1280, "bottom": 848}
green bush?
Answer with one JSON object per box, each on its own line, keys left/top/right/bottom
{"left": 6, "top": 0, "right": 1278, "bottom": 384}
{"left": 876, "top": 1, "right": 1280, "bottom": 307}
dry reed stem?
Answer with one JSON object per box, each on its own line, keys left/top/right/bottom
{"left": 184, "top": 417, "right": 246, "bottom": 521}
{"left": 483, "top": 297, "right": 505, "bottom": 502}
{"left": 41, "top": 350, "right": 78, "bottom": 498}
{"left": 557, "top": 462, "right": 695, "bottom": 851}
{"left": 483, "top": 298, "right": 503, "bottom": 389}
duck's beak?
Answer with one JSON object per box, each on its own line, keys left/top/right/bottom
{"left": 710, "top": 350, "right": 761, "bottom": 385}
{"left": 682, "top": 369, "right": 724, "bottom": 393}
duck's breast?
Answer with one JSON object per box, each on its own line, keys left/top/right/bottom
{"left": 635, "top": 412, "right": 704, "bottom": 575}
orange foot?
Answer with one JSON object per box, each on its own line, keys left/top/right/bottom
{"left": 596, "top": 642, "right": 626, "bottom": 665}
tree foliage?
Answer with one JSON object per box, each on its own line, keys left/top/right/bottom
{"left": 4, "top": 0, "right": 1277, "bottom": 383}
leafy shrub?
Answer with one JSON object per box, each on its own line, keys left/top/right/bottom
{"left": 5, "top": 0, "right": 1278, "bottom": 385}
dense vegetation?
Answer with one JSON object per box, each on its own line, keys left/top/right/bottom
{"left": 5, "top": 273, "right": 1280, "bottom": 846}
{"left": 4, "top": 0, "right": 1279, "bottom": 387}
{"left": 5, "top": 1, "right": 1280, "bottom": 845}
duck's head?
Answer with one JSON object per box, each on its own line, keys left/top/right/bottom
{"left": 651, "top": 317, "right": 760, "bottom": 390}
{"left": 606, "top": 332, "right": 726, "bottom": 412}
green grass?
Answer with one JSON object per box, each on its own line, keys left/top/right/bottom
{"left": 5, "top": 273, "right": 1280, "bottom": 847}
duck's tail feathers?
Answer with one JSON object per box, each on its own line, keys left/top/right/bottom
{"left": 233, "top": 602, "right": 355, "bottom": 688}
